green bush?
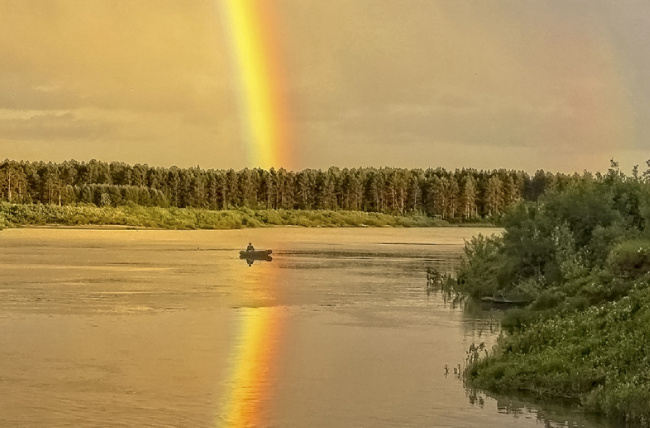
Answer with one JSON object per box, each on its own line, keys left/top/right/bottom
{"left": 455, "top": 234, "right": 504, "bottom": 298}
{"left": 608, "top": 240, "right": 650, "bottom": 278}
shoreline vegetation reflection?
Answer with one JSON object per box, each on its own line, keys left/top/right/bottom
{"left": 429, "top": 280, "right": 619, "bottom": 428}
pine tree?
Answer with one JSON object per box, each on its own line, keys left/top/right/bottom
{"left": 483, "top": 175, "right": 503, "bottom": 217}
{"left": 0, "top": 161, "right": 27, "bottom": 203}
{"left": 459, "top": 175, "right": 478, "bottom": 219}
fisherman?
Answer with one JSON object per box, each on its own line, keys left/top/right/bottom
{"left": 246, "top": 242, "right": 255, "bottom": 252}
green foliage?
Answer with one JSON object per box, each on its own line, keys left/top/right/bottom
{"left": 456, "top": 172, "right": 647, "bottom": 299}
{"left": 608, "top": 240, "right": 650, "bottom": 279}
{"left": 455, "top": 234, "right": 504, "bottom": 298}
{"left": 0, "top": 158, "right": 578, "bottom": 221}
{"left": 458, "top": 163, "right": 650, "bottom": 424}
{"left": 471, "top": 282, "right": 650, "bottom": 425}
{"left": 0, "top": 203, "right": 448, "bottom": 230}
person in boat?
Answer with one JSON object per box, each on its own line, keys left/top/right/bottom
{"left": 246, "top": 242, "right": 255, "bottom": 252}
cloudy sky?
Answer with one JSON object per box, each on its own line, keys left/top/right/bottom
{"left": 0, "top": 0, "right": 648, "bottom": 173}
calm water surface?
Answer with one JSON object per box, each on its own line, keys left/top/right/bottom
{"left": 0, "top": 227, "right": 614, "bottom": 427}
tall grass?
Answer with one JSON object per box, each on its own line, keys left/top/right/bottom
{"left": 0, "top": 202, "right": 449, "bottom": 229}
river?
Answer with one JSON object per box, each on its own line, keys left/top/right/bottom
{"left": 0, "top": 227, "right": 614, "bottom": 427}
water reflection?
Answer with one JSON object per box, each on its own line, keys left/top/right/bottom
{"left": 219, "top": 307, "right": 284, "bottom": 427}
{"left": 218, "top": 261, "right": 283, "bottom": 427}
{"left": 425, "top": 270, "right": 503, "bottom": 338}
{"left": 465, "top": 389, "right": 619, "bottom": 428}
{"left": 240, "top": 255, "right": 273, "bottom": 267}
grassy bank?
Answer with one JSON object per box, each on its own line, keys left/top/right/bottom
{"left": 468, "top": 273, "right": 650, "bottom": 424}
{"left": 453, "top": 166, "right": 650, "bottom": 426}
{"left": 0, "top": 202, "right": 450, "bottom": 230}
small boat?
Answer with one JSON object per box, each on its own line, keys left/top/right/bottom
{"left": 239, "top": 249, "right": 273, "bottom": 260}
{"left": 480, "top": 292, "right": 529, "bottom": 306}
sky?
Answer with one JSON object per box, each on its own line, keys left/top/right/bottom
{"left": 0, "top": 0, "right": 649, "bottom": 174}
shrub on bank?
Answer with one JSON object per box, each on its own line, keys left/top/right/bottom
{"left": 454, "top": 234, "right": 504, "bottom": 298}
{"left": 608, "top": 240, "right": 650, "bottom": 279}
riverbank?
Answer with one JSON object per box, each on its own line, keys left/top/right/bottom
{"left": 0, "top": 202, "right": 460, "bottom": 230}
{"left": 469, "top": 276, "right": 650, "bottom": 423}
{"left": 456, "top": 169, "right": 650, "bottom": 426}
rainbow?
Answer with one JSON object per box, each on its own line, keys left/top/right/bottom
{"left": 219, "top": 0, "right": 293, "bottom": 169}
{"left": 215, "top": 3, "right": 290, "bottom": 425}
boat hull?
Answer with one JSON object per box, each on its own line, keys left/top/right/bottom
{"left": 480, "top": 296, "right": 529, "bottom": 306}
{"left": 239, "top": 249, "right": 273, "bottom": 260}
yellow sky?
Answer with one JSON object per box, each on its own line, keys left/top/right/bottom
{"left": 0, "top": 0, "right": 648, "bottom": 173}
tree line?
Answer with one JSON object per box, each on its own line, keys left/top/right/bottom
{"left": 0, "top": 159, "right": 590, "bottom": 220}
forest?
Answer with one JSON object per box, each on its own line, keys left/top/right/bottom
{"left": 0, "top": 158, "right": 589, "bottom": 221}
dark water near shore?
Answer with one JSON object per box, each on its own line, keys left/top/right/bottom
{"left": 0, "top": 228, "right": 614, "bottom": 427}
